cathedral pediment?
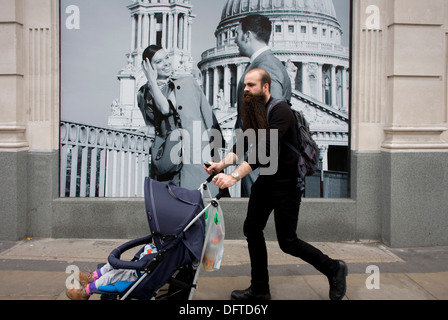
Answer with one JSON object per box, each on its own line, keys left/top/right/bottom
{"left": 291, "top": 96, "right": 348, "bottom": 133}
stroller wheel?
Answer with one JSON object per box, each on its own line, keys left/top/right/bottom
{"left": 156, "top": 264, "right": 195, "bottom": 300}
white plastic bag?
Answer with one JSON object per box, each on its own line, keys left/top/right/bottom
{"left": 202, "top": 206, "right": 225, "bottom": 271}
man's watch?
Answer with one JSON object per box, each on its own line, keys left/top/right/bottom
{"left": 230, "top": 171, "right": 240, "bottom": 181}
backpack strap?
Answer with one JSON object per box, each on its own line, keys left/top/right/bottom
{"left": 266, "top": 98, "right": 287, "bottom": 121}
{"left": 283, "top": 140, "right": 300, "bottom": 155}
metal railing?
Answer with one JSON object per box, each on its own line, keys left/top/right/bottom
{"left": 60, "top": 121, "right": 349, "bottom": 198}
{"left": 60, "top": 121, "right": 152, "bottom": 197}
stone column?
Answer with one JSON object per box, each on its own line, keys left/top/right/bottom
{"left": 0, "top": 0, "right": 59, "bottom": 240}
{"left": 224, "top": 65, "right": 231, "bottom": 105}
{"left": 167, "top": 13, "right": 173, "bottom": 49}
{"left": 302, "top": 62, "right": 309, "bottom": 96}
{"left": 205, "top": 69, "right": 210, "bottom": 103}
{"left": 187, "top": 17, "right": 193, "bottom": 53}
{"left": 183, "top": 13, "right": 188, "bottom": 51}
{"left": 331, "top": 65, "right": 337, "bottom": 108}
{"left": 213, "top": 67, "right": 219, "bottom": 107}
{"left": 162, "top": 13, "right": 167, "bottom": 48}
{"left": 137, "top": 13, "right": 142, "bottom": 50}
{"left": 317, "top": 63, "right": 323, "bottom": 102}
{"left": 130, "top": 14, "right": 136, "bottom": 51}
{"left": 142, "top": 13, "right": 149, "bottom": 48}
{"left": 151, "top": 13, "right": 157, "bottom": 46}
{"left": 236, "top": 63, "right": 244, "bottom": 84}
{"left": 351, "top": 0, "right": 448, "bottom": 247}
{"left": 341, "top": 67, "right": 348, "bottom": 111}
{"left": 173, "top": 12, "right": 179, "bottom": 49}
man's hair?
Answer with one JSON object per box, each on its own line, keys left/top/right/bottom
{"left": 240, "top": 14, "right": 272, "bottom": 44}
{"left": 248, "top": 68, "right": 272, "bottom": 92}
{"left": 259, "top": 69, "right": 272, "bottom": 91}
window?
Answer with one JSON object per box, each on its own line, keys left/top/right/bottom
{"left": 275, "top": 25, "right": 282, "bottom": 33}
{"left": 312, "top": 27, "right": 318, "bottom": 35}
{"left": 323, "top": 29, "right": 327, "bottom": 36}
{"left": 301, "top": 26, "right": 307, "bottom": 33}
{"left": 288, "top": 25, "right": 295, "bottom": 33}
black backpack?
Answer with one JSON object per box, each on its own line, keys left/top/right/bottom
{"left": 267, "top": 99, "right": 320, "bottom": 188}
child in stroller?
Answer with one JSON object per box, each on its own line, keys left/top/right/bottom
{"left": 66, "top": 242, "right": 158, "bottom": 300}
{"left": 65, "top": 173, "right": 225, "bottom": 301}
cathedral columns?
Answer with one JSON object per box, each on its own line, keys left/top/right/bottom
{"left": 131, "top": 14, "right": 136, "bottom": 52}
{"left": 162, "top": 13, "right": 167, "bottom": 48}
{"left": 317, "top": 63, "right": 323, "bottom": 102}
{"left": 173, "top": 12, "right": 178, "bottom": 50}
{"left": 142, "top": 13, "right": 149, "bottom": 49}
{"left": 331, "top": 65, "right": 337, "bottom": 108}
{"left": 125, "top": 0, "right": 195, "bottom": 110}
{"left": 183, "top": 14, "right": 189, "bottom": 51}
{"left": 224, "top": 65, "right": 231, "bottom": 105}
{"left": 167, "top": 13, "right": 173, "bottom": 49}
{"left": 213, "top": 67, "right": 219, "bottom": 107}
{"left": 137, "top": 13, "right": 142, "bottom": 50}
{"left": 205, "top": 69, "right": 210, "bottom": 104}
{"left": 149, "top": 13, "right": 156, "bottom": 47}
{"left": 188, "top": 17, "right": 193, "bottom": 53}
{"left": 302, "top": 62, "right": 309, "bottom": 96}
{"left": 202, "top": 64, "right": 243, "bottom": 108}
{"left": 298, "top": 61, "right": 348, "bottom": 110}
{"left": 342, "top": 68, "right": 349, "bottom": 111}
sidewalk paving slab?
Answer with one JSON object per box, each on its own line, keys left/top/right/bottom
{"left": 0, "top": 238, "right": 447, "bottom": 301}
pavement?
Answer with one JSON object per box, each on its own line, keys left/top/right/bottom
{"left": 1, "top": 238, "right": 448, "bottom": 301}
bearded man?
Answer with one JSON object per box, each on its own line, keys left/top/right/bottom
{"left": 204, "top": 68, "right": 348, "bottom": 301}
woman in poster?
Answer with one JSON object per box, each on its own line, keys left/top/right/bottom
{"left": 137, "top": 45, "right": 223, "bottom": 190}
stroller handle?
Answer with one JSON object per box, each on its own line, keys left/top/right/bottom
{"left": 204, "top": 162, "right": 219, "bottom": 183}
{"left": 204, "top": 162, "right": 228, "bottom": 200}
{"left": 214, "top": 189, "right": 227, "bottom": 200}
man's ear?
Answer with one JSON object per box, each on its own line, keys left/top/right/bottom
{"left": 263, "top": 82, "right": 270, "bottom": 93}
{"left": 245, "top": 31, "right": 251, "bottom": 42}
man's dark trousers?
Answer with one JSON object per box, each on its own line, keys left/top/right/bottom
{"left": 243, "top": 177, "right": 339, "bottom": 294}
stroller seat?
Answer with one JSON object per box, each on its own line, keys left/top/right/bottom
{"left": 96, "top": 281, "right": 135, "bottom": 294}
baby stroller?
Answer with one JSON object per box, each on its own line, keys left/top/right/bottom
{"left": 92, "top": 172, "right": 226, "bottom": 300}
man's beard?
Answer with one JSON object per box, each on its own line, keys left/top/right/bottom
{"left": 241, "top": 92, "right": 268, "bottom": 132}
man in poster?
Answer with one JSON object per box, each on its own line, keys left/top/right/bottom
{"left": 233, "top": 14, "right": 292, "bottom": 196}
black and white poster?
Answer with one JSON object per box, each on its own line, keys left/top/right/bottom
{"left": 60, "top": 0, "right": 351, "bottom": 198}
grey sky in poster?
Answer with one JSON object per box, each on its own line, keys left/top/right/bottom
{"left": 60, "top": 0, "right": 350, "bottom": 128}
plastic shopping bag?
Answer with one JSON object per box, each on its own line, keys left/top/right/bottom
{"left": 202, "top": 206, "right": 225, "bottom": 272}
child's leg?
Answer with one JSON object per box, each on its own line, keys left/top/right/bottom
{"left": 79, "top": 263, "right": 113, "bottom": 286}
{"left": 95, "top": 263, "right": 114, "bottom": 279}
{"left": 85, "top": 269, "right": 138, "bottom": 295}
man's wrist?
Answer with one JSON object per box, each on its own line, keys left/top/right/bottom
{"left": 230, "top": 171, "right": 240, "bottom": 181}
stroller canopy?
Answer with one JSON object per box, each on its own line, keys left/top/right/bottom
{"left": 144, "top": 178, "right": 205, "bottom": 261}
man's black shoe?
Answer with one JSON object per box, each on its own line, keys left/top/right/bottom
{"left": 230, "top": 287, "right": 271, "bottom": 300}
{"left": 328, "top": 260, "right": 348, "bottom": 300}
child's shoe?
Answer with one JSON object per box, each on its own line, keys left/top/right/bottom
{"left": 66, "top": 287, "right": 91, "bottom": 300}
